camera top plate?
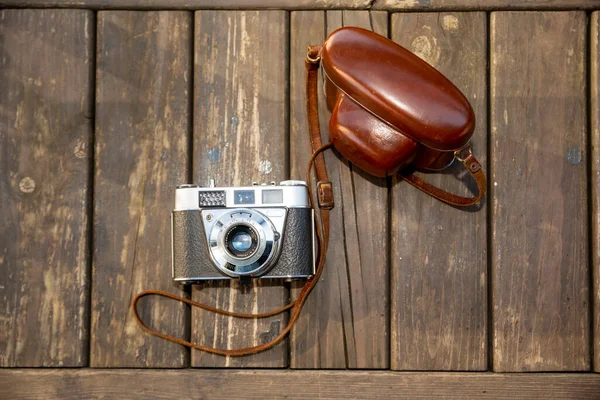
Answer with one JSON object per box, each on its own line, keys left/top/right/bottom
{"left": 174, "top": 180, "right": 310, "bottom": 211}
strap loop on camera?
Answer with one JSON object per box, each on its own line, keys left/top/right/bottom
{"left": 317, "top": 180, "right": 334, "bottom": 209}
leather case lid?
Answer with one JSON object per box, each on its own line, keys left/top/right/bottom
{"left": 321, "top": 27, "right": 475, "bottom": 151}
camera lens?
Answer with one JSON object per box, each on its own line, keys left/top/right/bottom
{"left": 232, "top": 231, "right": 252, "bottom": 252}
{"left": 225, "top": 224, "right": 259, "bottom": 259}
{"left": 208, "top": 208, "right": 281, "bottom": 278}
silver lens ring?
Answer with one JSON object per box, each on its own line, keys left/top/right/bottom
{"left": 208, "top": 208, "right": 279, "bottom": 277}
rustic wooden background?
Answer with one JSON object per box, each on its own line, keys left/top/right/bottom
{"left": 1, "top": 0, "right": 600, "bottom": 398}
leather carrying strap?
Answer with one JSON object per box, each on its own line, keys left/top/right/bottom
{"left": 307, "top": 46, "right": 334, "bottom": 210}
{"left": 131, "top": 47, "right": 333, "bottom": 357}
{"left": 400, "top": 147, "right": 486, "bottom": 207}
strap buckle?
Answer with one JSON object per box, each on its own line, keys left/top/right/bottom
{"left": 454, "top": 146, "right": 481, "bottom": 173}
{"left": 317, "top": 180, "right": 334, "bottom": 210}
{"left": 454, "top": 146, "right": 473, "bottom": 163}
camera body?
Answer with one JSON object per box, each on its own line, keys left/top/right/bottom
{"left": 172, "top": 180, "right": 315, "bottom": 283}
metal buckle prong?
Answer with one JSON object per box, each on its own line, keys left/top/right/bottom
{"left": 454, "top": 146, "right": 473, "bottom": 163}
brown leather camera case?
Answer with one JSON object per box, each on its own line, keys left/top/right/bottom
{"left": 321, "top": 27, "right": 476, "bottom": 177}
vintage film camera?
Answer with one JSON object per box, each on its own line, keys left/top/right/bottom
{"left": 172, "top": 179, "right": 315, "bottom": 283}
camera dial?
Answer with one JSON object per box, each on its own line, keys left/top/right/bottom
{"left": 279, "top": 180, "right": 307, "bottom": 186}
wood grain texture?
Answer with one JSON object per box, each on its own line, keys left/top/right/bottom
{"left": 371, "top": 0, "right": 599, "bottom": 10}
{"left": 390, "top": 12, "right": 487, "bottom": 371}
{"left": 289, "top": 10, "right": 390, "bottom": 369}
{"left": 0, "top": 0, "right": 597, "bottom": 9}
{"left": 591, "top": 11, "right": 600, "bottom": 373}
{"left": 0, "top": 0, "right": 372, "bottom": 9}
{"left": 191, "top": 10, "right": 289, "bottom": 368}
{"left": 0, "top": 9, "right": 93, "bottom": 367}
{"left": 490, "top": 11, "right": 589, "bottom": 372}
{"left": 2, "top": 370, "right": 600, "bottom": 399}
{"left": 92, "top": 11, "right": 191, "bottom": 368}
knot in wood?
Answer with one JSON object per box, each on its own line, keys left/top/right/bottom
{"left": 19, "top": 177, "right": 36, "bottom": 193}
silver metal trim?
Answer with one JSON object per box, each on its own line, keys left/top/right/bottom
{"left": 202, "top": 208, "right": 287, "bottom": 278}
{"left": 262, "top": 274, "right": 312, "bottom": 279}
{"left": 174, "top": 276, "right": 229, "bottom": 281}
{"left": 311, "top": 208, "right": 316, "bottom": 275}
{"left": 171, "top": 213, "right": 175, "bottom": 279}
{"left": 279, "top": 180, "right": 307, "bottom": 187}
{"left": 174, "top": 273, "right": 312, "bottom": 282}
{"left": 174, "top": 184, "right": 310, "bottom": 210}
{"left": 209, "top": 209, "right": 279, "bottom": 277}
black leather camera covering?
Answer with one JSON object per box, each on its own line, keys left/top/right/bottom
{"left": 266, "top": 207, "right": 314, "bottom": 278}
{"left": 172, "top": 210, "right": 216, "bottom": 280}
{"left": 171, "top": 207, "right": 314, "bottom": 282}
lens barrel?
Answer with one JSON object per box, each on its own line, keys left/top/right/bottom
{"left": 224, "top": 224, "right": 259, "bottom": 258}
{"left": 207, "top": 208, "right": 281, "bottom": 278}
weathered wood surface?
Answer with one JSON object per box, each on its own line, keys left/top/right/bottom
{"left": 289, "top": 10, "right": 390, "bottom": 369}
{"left": 0, "top": 0, "right": 597, "bottom": 9}
{"left": 372, "top": 0, "right": 599, "bottom": 10}
{"left": 0, "top": 9, "right": 93, "bottom": 367}
{"left": 0, "top": 0, "right": 372, "bottom": 9}
{"left": 2, "top": 370, "right": 600, "bottom": 399}
{"left": 389, "top": 12, "right": 487, "bottom": 371}
{"left": 92, "top": 11, "right": 191, "bottom": 368}
{"left": 490, "top": 11, "right": 589, "bottom": 372}
{"left": 591, "top": 11, "right": 600, "bottom": 374}
{"left": 0, "top": 0, "right": 596, "bottom": 376}
{"left": 191, "top": 10, "right": 289, "bottom": 368}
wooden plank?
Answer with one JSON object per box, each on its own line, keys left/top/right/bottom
{"left": 591, "top": 11, "right": 600, "bottom": 374}
{"left": 0, "top": 0, "right": 597, "bottom": 9}
{"left": 92, "top": 11, "right": 191, "bottom": 367}
{"left": 371, "top": 0, "right": 598, "bottom": 10}
{"left": 491, "top": 11, "right": 589, "bottom": 372}
{"left": 0, "top": 9, "right": 93, "bottom": 367}
{"left": 191, "top": 10, "right": 289, "bottom": 368}
{"left": 289, "top": 10, "right": 390, "bottom": 369}
{"left": 2, "top": 370, "right": 600, "bottom": 400}
{"left": 288, "top": 10, "right": 332, "bottom": 368}
{"left": 0, "top": 0, "right": 371, "bottom": 9}
{"left": 389, "top": 12, "right": 487, "bottom": 371}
